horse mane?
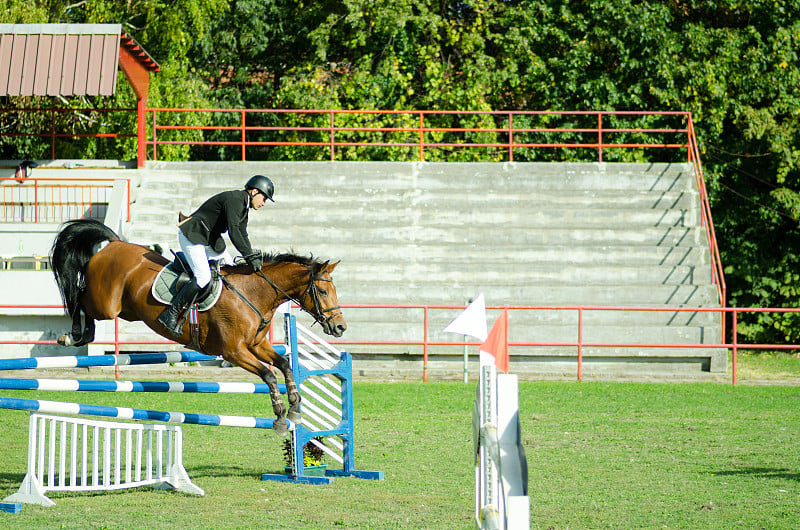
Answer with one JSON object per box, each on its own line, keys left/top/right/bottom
{"left": 262, "top": 252, "right": 328, "bottom": 277}
{"left": 224, "top": 252, "right": 328, "bottom": 277}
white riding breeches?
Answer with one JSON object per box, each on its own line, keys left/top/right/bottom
{"left": 178, "top": 231, "right": 234, "bottom": 288}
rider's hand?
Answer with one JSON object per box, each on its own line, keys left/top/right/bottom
{"left": 245, "top": 251, "right": 263, "bottom": 272}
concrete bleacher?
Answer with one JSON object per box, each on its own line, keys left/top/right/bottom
{"left": 119, "top": 160, "right": 725, "bottom": 380}
{"left": 0, "top": 159, "right": 725, "bottom": 379}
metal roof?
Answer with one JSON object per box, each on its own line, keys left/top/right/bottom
{"left": 0, "top": 24, "right": 160, "bottom": 97}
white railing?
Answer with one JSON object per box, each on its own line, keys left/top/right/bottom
{"left": 3, "top": 413, "right": 202, "bottom": 506}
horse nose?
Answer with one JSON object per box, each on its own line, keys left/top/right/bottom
{"left": 335, "top": 322, "right": 347, "bottom": 336}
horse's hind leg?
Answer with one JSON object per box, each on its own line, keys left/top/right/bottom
{"left": 58, "top": 308, "right": 95, "bottom": 347}
{"left": 78, "top": 317, "right": 96, "bottom": 346}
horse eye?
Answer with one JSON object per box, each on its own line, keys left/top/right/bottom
{"left": 319, "top": 289, "right": 328, "bottom": 296}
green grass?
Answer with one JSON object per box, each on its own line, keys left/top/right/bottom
{"left": 0, "top": 381, "right": 799, "bottom": 528}
{"left": 735, "top": 350, "right": 800, "bottom": 383}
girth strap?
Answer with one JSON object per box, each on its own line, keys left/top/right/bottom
{"left": 221, "top": 276, "right": 270, "bottom": 334}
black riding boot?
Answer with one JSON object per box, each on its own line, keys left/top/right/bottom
{"left": 157, "top": 279, "right": 201, "bottom": 337}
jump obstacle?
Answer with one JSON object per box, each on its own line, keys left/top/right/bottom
{"left": 474, "top": 352, "right": 530, "bottom": 530}
{"left": 1, "top": 311, "right": 383, "bottom": 507}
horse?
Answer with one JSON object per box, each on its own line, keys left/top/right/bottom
{"left": 49, "top": 219, "right": 346, "bottom": 434}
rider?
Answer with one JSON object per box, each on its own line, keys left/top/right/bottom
{"left": 157, "top": 175, "right": 275, "bottom": 336}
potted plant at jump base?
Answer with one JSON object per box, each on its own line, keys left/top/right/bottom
{"left": 283, "top": 437, "right": 326, "bottom": 476}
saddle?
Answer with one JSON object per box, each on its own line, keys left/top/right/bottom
{"left": 151, "top": 251, "right": 223, "bottom": 311}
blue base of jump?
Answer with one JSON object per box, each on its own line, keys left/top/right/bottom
{"left": 327, "top": 469, "right": 385, "bottom": 480}
{"left": 260, "top": 472, "right": 334, "bottom": 485}
{"left": 0, "top": 502, "right": 22, "bottom": 514}
{"left": 260, "top": 469, "right": 384, "bottom": 485}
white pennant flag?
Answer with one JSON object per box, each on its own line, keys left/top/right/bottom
{"left": 444, "top": 293, "right": 488, "bottom": 341}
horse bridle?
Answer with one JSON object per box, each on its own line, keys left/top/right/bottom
{"left": 257, "top": 268, "right": 342, "bottom": 328}
{"left": 301, "top": 274, "right": 343, "bottom": 327}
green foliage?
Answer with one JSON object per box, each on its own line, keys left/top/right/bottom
{"left": 282, "top": 437, "right": 325, "bottom": 468}
{"left": 1, "top": 0, "right": 50, "bottom": 22}
{"left": 0, "top": 0, "right": 218, "bottom": 161}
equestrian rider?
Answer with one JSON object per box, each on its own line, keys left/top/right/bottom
{"left": 157, "top": 175, "right": 274, "bottom": 336}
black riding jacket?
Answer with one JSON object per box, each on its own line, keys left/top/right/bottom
{"left": 179, "top": 189, "right": 253, "bottom": 256}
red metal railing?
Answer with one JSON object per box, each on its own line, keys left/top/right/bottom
{"left": 0, "top": 177, "right": 130, "bottom": 223}
{"left": 0, "top": 107, "right": 689, "bottom": 164}
{"left": 686, "top": 116, "right": 726, "bottom": 308}
{"left": 2, "top": 303, "right": 797, "bottom": 385}
{"left": 144, "top": 108, "right": 690, "bottom": 164}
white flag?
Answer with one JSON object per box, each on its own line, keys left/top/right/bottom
{"left": 444, "top": 293, "right": 488, "bottom": 341}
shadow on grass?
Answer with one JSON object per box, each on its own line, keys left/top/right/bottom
{"left": 714, "top": 467, "right": 800, "bottom": 482}
{"left": 0, "top": 472, "right": 25, "bottom": 489}
{"left": 187, "top": 464, "right": 280, "bottom": 479}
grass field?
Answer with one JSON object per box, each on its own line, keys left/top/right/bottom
{"left": 0, "top": 375, "right": 798, "bottom": 528}
{"left": 735, "top": 350, "right": 800, "bottom": 384}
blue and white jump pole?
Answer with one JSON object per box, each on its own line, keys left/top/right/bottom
{"left": 0, "top": 310, "right": 381, "bottom": 499}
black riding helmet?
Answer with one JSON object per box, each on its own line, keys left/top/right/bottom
{"left": 245, "top": 175, "right": 275, "bottom": 202}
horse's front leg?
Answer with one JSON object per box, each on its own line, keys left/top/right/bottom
{"left": 221, "top": 349, "right": 289, "bottom": 436}
{"left": 248, "top": 342, "right": 301, "bottom": 426}
{"left": 271, "top": 353, "right": 301, "bottom": 425}
{"left": 260, "top": 367, "right": 290, "bottom": 435}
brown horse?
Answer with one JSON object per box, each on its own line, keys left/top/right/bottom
{"left": 49, "top": 219, "right": 346, "bottom": 434}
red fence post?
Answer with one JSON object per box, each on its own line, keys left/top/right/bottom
{"left": 508, "top": 112, "right": 514, "bottom": 162}
{"left": 578, "top": 307, "right": 583, "bottom": 381}
{"left": 329, "top": 111, "right": 335, "bottom": 161}
{"left": 423, "top": 306, "right": 429, "bottom": 382}
{"left": 137, "top": 99, "right": 146, "bottom": 168}
{"left": 241, "top": 110, "right": 247, "bottom": 161}
{"left": 418, "top": 112, "right": 424, "bottom": 161}
{"left": 597, "top": 113, "right": 603, "bottom": 163}
{"left": 33, "top": 179, "right": 39, "bottom": 223}
{"left": 732, "top": 310, "right": 738, "bottom": 385}
{"left": 151, "top": 109, "right": 157, "bottom": 161}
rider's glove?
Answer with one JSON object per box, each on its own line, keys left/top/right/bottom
{"left": 245, "top": 251, "right": 263, "bottom": 272}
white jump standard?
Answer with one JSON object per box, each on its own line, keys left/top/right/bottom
{"left": 4, "top": 413, "right": 201, "bottom": 507}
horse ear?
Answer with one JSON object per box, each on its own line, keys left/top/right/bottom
{"left": 327, "top": 260, "right": 340, "bottom": 272}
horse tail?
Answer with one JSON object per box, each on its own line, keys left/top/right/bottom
{"left": 50, "top": 219, "right": 120, "bottom": 316}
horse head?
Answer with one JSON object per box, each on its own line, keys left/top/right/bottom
{"left": 301, "top": 260, "right": 347, "bottom": 337}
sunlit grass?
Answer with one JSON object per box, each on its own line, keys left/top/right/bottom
{"left": 734, "top": 350, "right": 800, "bottom": 383}
{"left": 0, "top": 380, "right": 798, "bottom": 528}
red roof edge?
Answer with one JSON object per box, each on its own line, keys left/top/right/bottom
{"left": 120, "top": 30, "right": 160, "bottom": 72}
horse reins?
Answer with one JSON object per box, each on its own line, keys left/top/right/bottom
{"left": 256, "top": 269, "right": 342, "bottom": 328}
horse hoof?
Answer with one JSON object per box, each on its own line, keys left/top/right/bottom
{"left": 273, "top": 418, "right": 288, "bottom": 436}
{"left": 57, "top": 334, "right": 72, "bottom": 346}
{"left": 288, "top": 411, "right": 302, "bottom": 425}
